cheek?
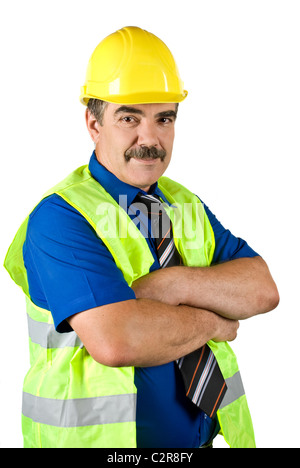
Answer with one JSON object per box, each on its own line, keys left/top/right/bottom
{"left": 105, "top": 131, "right": 133, "bottom": 160}
{"left": 162, "top": 127, "right": 175, "bottom": 147}
{"left": 162, "top": 135, "right": 175, "bottom": 158}
{"left": 114, "top": 130, "right": 138, "bottom": 155}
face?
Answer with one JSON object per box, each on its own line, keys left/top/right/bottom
{"left": 86, "top": 103, "right": 177, "bottom": 191}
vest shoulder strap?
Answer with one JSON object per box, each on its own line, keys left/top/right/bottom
{"left": 158, "top": 176, "right": 215, "bottom": 266}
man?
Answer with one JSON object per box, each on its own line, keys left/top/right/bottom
{"left": 4, "top": 26, "right": 279, "bottom": 448}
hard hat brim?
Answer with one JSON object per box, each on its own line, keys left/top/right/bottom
{"left": 80, "top": 89, "right": 188, "bottom": 106}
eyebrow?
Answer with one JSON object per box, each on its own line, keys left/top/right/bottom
{"left": 155, "top": 110, "right": 177, "bottom": 120}
{"left": 114, "top": 106, "right": 145, "bottom": 116}
{"left": 114, "top": 106, "right": 177, "bottom": 120}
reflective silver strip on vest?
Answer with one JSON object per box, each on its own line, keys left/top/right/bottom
{"left": 27, "top": 314, "right": 83, "bottom": 349}
{"left": 219, "top": 371, "right": 245, "bottom": 410}
{"left": 22, "top": 392, "right": 137, "bottom": 427}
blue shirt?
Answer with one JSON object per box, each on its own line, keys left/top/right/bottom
{"left": 23, "top": 152, "right": 259, "bottom": 448}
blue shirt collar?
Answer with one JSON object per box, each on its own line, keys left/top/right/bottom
{"left": 88, "top": 151, "right": 171, "bottom": 207}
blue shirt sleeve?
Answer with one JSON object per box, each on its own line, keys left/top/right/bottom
{"left": 23, "top": 194, "right": 136, "bottom": 332}
{"left": 202, "top": 202, "right": 260, "bottom": 264}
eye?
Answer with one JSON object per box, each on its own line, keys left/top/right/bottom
{"left": 120, "top": 115, "right": 138, "bottom": 125}
{"left": 158, "top": 117, "right": 174, "bottom": 126}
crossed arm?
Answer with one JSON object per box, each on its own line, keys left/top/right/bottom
{"left": 132, "top": 256, "right": 279, "bottom": 320}
{"left": 68, "top": 256, "right": 279, "bottom": 368}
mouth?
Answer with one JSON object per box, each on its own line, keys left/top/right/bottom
{"left": 132, "top": 157, "right": 160, "bottom": 165}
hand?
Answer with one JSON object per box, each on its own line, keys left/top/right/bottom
{"left": 212, "top": 314, "right": 240, "bottom": 343}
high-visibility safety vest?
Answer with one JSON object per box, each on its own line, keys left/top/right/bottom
{"left": 4, "top": 165, "right": 256, "bottom": 448}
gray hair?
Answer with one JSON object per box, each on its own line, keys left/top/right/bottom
{"left": 87, "top": 99, "right": 108, "bottom": 126}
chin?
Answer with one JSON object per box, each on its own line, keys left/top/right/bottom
{"left": 128, "top": 171, "right": 159, "bottom": 190}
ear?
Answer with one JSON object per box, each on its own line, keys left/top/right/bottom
{"left": 85, "top": 109, "right": 101, "bottom": 144}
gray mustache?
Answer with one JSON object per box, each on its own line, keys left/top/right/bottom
{"left": 124, "top": 146, "right": 166, "bottom": 162}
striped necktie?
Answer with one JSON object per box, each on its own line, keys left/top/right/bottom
{"left": 134, "top": 192, "right": 227, "bottom": 419}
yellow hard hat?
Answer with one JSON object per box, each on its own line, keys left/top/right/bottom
{"left": 80, "top": 26, "right": 188, "bottom": 105}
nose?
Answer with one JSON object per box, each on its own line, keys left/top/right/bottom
{"left": 136, "top": 120, "right": 160, "bottom": 148}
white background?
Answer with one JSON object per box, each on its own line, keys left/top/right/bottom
{"left": 0, "top": 0, "right": 299, "bottom": 448}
